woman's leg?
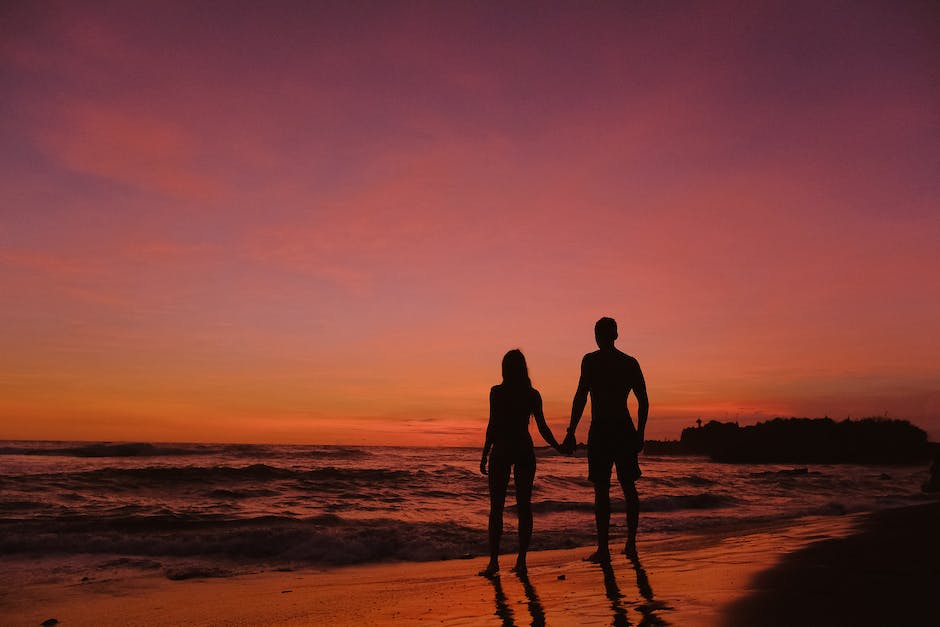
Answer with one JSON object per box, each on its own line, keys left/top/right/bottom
{"left": 481, "top": 456, "right": 510, "bottom": 576}
{"left": 513, "top": 455, "right": 535, "bottom": 572}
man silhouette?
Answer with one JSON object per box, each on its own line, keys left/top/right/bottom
{"left": 562, "top": 317, "right": 648, "bottom": 561}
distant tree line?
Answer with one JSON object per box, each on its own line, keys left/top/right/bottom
{"left": 643, "top": 417, "right": 931, "bottom": 464}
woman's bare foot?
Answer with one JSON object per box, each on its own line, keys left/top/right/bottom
{"left": 585, "top": 548, "right": 611, "bottom": 563}
{"left": 478, "top": 561, "right": 500, "bottom": 578}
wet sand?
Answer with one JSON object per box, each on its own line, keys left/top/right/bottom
{"left": 722, "top": 500, "right": 940, "bottom": 627}
{"left": 1, "top": 506, "right": 934, "bottom": 626}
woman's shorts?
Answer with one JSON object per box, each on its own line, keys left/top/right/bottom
{"left": 488, "top": 446, "right": 536, "bottom": 488}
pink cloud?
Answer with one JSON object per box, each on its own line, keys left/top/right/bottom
{"left": 37, "top": 103, "right": 224, "bottom": 201}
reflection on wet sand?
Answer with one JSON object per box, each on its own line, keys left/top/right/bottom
{"left": 628, "top": 553, "right": 670, "bottom": 626}
{"left": 486, "top": 552, "right": 671, "bottom": 626}
{"left": 597, "top": 551, "right": 671, "bottom": 626}
{"left": 599, "top": 561, "right": 631, "bottom": 627}
{"left": 489, "top": 576, "right": 515, "bottom": 626}
{"left": 488, "top": 572, "right": 547, "bottom": 627}
{"left": 517, "top": 572, "right": 546, "bottom": 627}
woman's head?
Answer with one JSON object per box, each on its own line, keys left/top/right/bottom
{"left": 501, "top": 349, "right": 532, "bottom": 388}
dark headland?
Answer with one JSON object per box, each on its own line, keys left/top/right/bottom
{"left": 643, "top": 417, "right": 934, "bottom": 464}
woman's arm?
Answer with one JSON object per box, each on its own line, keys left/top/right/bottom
{"left": 480, "top": 387, "right": 496, "bottom": 475}
{"left": 532, "top": 390, "right": 561, "bottom": 451}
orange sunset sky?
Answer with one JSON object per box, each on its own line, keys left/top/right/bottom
{"left": 1, "top": 1, "right": 938, "bottom": 445}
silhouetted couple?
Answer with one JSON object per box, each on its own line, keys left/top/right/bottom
{"left": 479, "top": 317, "right": 649, "bottom": 577}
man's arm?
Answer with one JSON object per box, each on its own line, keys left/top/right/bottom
{"left": 634, "top": 361, "right": 649, "bottom": 451}
{"left": 563, "top": 356, "right": 590, "bottom": 451}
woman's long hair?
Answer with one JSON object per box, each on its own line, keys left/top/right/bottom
{"left": 501, "top": 349, "right": 532, "bottom": 389}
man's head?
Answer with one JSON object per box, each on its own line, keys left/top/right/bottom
{"left": 594, "top": 317, "right": 617, "bottom": 349}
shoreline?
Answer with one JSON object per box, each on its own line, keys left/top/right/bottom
{"left": 1, "top": 506, "right": 904, "bottom": 626}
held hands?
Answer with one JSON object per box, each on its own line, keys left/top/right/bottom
{"left": 480, "top": 456, "right": 488, "bottom": 475}
{"left": 559, "top": 431, "right": 577, "bottom": 455}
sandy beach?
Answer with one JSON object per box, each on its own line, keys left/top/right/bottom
{"left": 6, "top": 503, "right": 937, "bottom": 626}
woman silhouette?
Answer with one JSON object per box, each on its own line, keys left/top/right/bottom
{"left": 479, "top": 349, "right": 562, "bottom": 577}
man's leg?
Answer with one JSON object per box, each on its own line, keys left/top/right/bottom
{"left": 614, "top": 441, "right": 641, "bottom": 556}
{"left": 592, "top": 479, "right": 612, "bottom": 561}
{"left": 620, "top": 478, "right": 639, "bottom": 556}
{"left": 588, "top": 446, "right": 614, "bottom": 562}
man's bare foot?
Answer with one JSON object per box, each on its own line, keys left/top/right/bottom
{"left": 478, "top": 562, "right": 499, "bottom": 578}
{"left": 585, "top": 549, "right": 611, "bottom": 563}
{"left": 623, "top": 541, "right": 638, "bottom": 558}
{"left": 510, "top": 559, "right": 527, "bottom": 575}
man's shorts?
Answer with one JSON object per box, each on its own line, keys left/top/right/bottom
{"left": 587, "top": 424, "right": 641, "bottom": 485}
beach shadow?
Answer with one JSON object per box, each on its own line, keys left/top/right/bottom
{"left": 488, "top": 576, "right": 516, "bottom": 626}
{"left": 516, "top": 571, "right": 546, "bottom": 627}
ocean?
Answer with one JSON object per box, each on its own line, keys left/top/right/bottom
{"left": 0, "top": 441, "right": 931, "bottom": 574}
